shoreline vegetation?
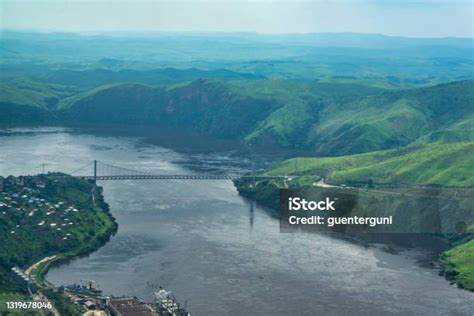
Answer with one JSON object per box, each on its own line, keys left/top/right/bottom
{"left": 0, "top": 174, "right": 118, "bottom": 315}
{"left": 441, "top": 239, "right": 474, "bottom": 291}
{"left": 234, "top": 157, "right": 474, "bottom": 291}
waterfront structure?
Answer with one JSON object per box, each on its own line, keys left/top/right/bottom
{"left": 11, "top": 266, "right": 37, "bottom": 294}
{"left": 154, "top": 288, "right": 190, "bottom": 316}
{"left": 108, "top": 297, "right": 156, "bottom": 316}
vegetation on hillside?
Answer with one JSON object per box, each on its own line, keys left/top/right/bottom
{"left": 57, "top": 79, "right": 474, "bottom": 156}
{"left": 2, "top": 77, "right": 472, "bottom": 157}
{"left": 441, "top": 239, "right": 474, "bottom": 291}
{"left": 0, "top": 79, "right": 78, "bottom": 109}
{"left": 0, "top": 174, "right": 117, "bottom": 294}
{"left": 266, "top": 141, "right": 474, "bottom": 187}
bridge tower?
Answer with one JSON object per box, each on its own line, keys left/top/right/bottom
{"left": 251, "top": 162, "right": 255, "bottom": 188}
{"left": 93, "top": 160, "right": 97, "bottom": 183}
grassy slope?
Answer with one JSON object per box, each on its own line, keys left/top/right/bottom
{"left": 0, "top": 79, "right": 80, "bottom": 125}
{"left": 305, "top": 80, "right": 474, "bottom": 155}
{"left": 1, "top": 78, "right": 473, "bottom": 158}
{"left": 266, "top": 141, "right": 474, "bottom": 187}
{"left": 218, "top": 79, "right": 474, "bottom": 155}
{"left": 58, "top": 80, "right": 279, "bottom": 140}
{"left": 442, "top": 239, "right": 474, "bottom": 290}
{"left": 10, "top": 78, "right": 391, "bottom": 151}
{"left": 56, "top": 83, "right": 121, "bottom": 110}
{"left": 238, "top": 80, "right": 387, "bottom": 149}
{"left": 0, "top": 79, "right": 78, "bottom": 108}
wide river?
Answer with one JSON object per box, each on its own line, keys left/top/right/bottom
{"left": 0, "top": 127, "right": 472, "bottom": 315}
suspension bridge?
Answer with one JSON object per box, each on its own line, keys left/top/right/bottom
{"left": 61, "top": 160, "right": 290, "bottom": 182}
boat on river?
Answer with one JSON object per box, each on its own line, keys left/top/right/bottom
{"left": 154, "top": 287, "right": 190, "bottom": 316}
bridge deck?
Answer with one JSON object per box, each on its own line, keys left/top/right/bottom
{"left": 77, "top": 175, "right": 288, "bottom": 181}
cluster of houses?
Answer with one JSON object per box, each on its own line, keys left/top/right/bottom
{"left": 0, "top": 175, "right": 81, "bottom": 240}
{"left": 55, "top": 285, "right": 190, "bottom": 316}
{"left": 58, "top": 291, "right": 168, "bottom": 316}
{"left": 1, "top": 176, "right": 191, "bottom": 316}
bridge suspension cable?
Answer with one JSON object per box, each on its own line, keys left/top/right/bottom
{"left": 94, "top": 160, "right": 155, "bottom": 178}
{"left": 68, "top": 162, "right": 94, "bottom": 176}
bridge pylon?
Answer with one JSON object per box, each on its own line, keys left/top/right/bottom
{"left": 94, "top": 160, "right": 97, "bottom": 183}
{"left": 251, "top": 162, "right": 256, "bottom": 188}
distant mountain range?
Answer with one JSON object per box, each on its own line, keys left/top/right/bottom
{"left": 1, "top": 31, "right": 473, "bottom": 82}
{"left": 1, "top": 31, "right": 473, "bottom": 188}
{"left": 1, "top": 78, "right": 473, "bottom": 159}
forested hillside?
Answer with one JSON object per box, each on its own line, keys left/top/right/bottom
{"left": 2, "top": 78, "right": 472, "bottom": 157}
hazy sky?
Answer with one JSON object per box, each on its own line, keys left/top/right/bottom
{"left": 0, "top": 0, "right": 472, "bottom": 38}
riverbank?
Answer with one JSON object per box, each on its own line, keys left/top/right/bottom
{"left": 234, "top": 178, "right": 474, "bottom": 291}
{"left": 441, "top": 239, "right": 474, "bottom": 291}
{"left": 0, "top": 174, "right": 118, "bottom": 314}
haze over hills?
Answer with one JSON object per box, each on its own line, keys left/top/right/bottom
{"left": 1, "top": 31, "right": 473, "bottom": 84}
{"left": 1, "top": 31, "right": 473, "bottom": 187}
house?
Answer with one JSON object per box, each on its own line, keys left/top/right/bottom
{"left": 84, "top": 301, "right": 96, "bottom": 310}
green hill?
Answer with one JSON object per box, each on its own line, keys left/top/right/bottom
{"left": 317, "top": 80, "right": 472, "bottom": 155}
{"left": 241, "top": 81, "right": 387, "bottom": 149}
{"left": 54, "top": 78, "right": 391, "bottom": 145}
{"left": 266, "top": 141, "right": 474, "bottom": 187}
{"left": 58, "top": 80, "right": 277, "bottom": 138}
{"left": 442, "top": 239, "right": 474, "bottom": 290}
{"left": 0, "top": 79, "right": 78, "bottom": 124}
{"left": 38, "top": 67, "right": 263, "bottom": 88}
{"left": 1, "top": 78, "right": 473, "bottom": 158}
{"left": 229, "top": 80, "right": 473, "bottom": 155}
{"left": 0, "top": 79, "right": 78, "bottom": 109}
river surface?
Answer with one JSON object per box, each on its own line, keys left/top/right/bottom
{"left": 0, "top": 127, "right": 473, "bottom": 315}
